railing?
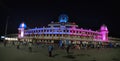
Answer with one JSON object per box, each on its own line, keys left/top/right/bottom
{"left": 24, "top": 35, "right": 102, "bottom": 41}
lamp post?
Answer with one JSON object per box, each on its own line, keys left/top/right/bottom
{"left": 4, "top": 16, "right": 9, "bottom": 46}
{"left": 5, "top": 16, "right": 9, "bottom": 38}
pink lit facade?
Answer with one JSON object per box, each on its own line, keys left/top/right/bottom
{"left": 18, "top": 22, "right": 109, "bottom": 43}
{"left": 100, "top": 24, "right": 109, "bottom": 41}
{"left": 18, "top": 15, "right": 109, "bottom": 44}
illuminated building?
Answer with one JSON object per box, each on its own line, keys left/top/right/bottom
{"left": 18, "top": 14, "right": 109, "bottom": 44}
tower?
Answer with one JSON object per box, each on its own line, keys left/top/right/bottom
{"left": 100, "top": 24, "right": 109, "bottom": 41}
{"left": 18, "top": 22, "right": 27, "bottom": 39}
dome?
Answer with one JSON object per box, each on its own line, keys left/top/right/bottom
{"left": 19, "top": 22, "right": 27, "bottom": 28}
{"left": 100, "top": 24, "right": 108, "bottom": 31}
{"left": 59, "top": 14, "right": 68, "bottom": 23}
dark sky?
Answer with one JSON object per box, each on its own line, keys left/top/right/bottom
{"left": 0, "top": 0, "right": 119, "bottom": 37}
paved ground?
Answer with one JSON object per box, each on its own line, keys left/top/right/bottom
{"left": 0, "top": 43, "right": 120, "bottom": 61}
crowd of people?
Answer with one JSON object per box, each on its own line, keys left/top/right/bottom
{"left": 1, "top": 40, "right": 120, "bottom": 57}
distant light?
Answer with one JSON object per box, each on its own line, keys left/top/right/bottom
{"left": 1, "top": 36, "right": 5, "bottom": 38}
{"left": 5, "top": 37, "right": 18, "bottom": 41}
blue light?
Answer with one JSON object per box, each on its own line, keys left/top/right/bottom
{"left": 59, "top": 14, "right": 68, "bottom": 23}
{"left": 19, "top": 22, "right": 27, "bottom": 28}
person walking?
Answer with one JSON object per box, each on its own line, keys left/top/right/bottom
{"left": 28, "top": 42, "right": 32, "bottom": 52}
{"left": 12, "top": 41, "right": 15, "bottom": 46}
{"left": 48, "top": 45, "right": 53, "bottom": 57}
{"left": 4, "top": 40, "right": 7, "bottom": 47}
{"left": 16, "top": 42, "right": 20, "bottom": 49}
{"left": 66, "top": 45, "right": 70, "bottom": 54}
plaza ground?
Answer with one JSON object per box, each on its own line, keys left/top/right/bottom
{"left": 0, "top": 43, "right": 120, "bottom": 61}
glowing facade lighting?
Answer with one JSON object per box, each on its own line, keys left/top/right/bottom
{"left": 5, "top": 37, "right": 18, "bottom": 41}
{"left": 18, "top": 15, "right": 109, "bottom": 42}
{"left": 21, "top": 29, "right": 24, "bottom": 37}
{"left": 100, "top": 24, "right": 109, "bottom": 41}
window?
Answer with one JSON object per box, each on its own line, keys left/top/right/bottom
{"left": 50, "top": 30, "right": 52, "bottom": 32}
{"left": 79, "top": 31, "right": 81, "bottom": 33}
{"left": 41, "top": 30, "right": 43, "bottom": 32}
{"left": 73, "top": 31, "right": 75, "bottom": 33}
{"left": 44, "top": 30, "right": 46, "bottom": 32}
{"left": 64, "top": 30, "right": 66, "bottom": 32}
{"left": 76, "top": 31, "right": 78, "bottom": 33}
{"left": 47, "top": 30, "right": 49, "bottom": 32}
{"left": 67, "top": 30, "right": 69, "bottom": 32}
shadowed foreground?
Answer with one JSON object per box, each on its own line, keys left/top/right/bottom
{"left": 0, "top": 43, "right": 120, "bottom": 61}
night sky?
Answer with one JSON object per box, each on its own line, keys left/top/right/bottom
{"left": 0, "top": 0, "right": 119, "bottom": 37}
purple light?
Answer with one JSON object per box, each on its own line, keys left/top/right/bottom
{"left": 102, "top": 34, "right": 106, "bottom": 40}
{"left": 100, "top": 24, "right": 108, "bottom": 31}
{"left": 100, "top": 24, "right": 109, "bottom": 41}
{"left": 18, "top": 28, "right": 24, "bottom": 38}
{"left": 21, "top": 30, "right": 24, "bottom": 37}
{"left": 20, "top": 22, "right": 109, "bottom": 42}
